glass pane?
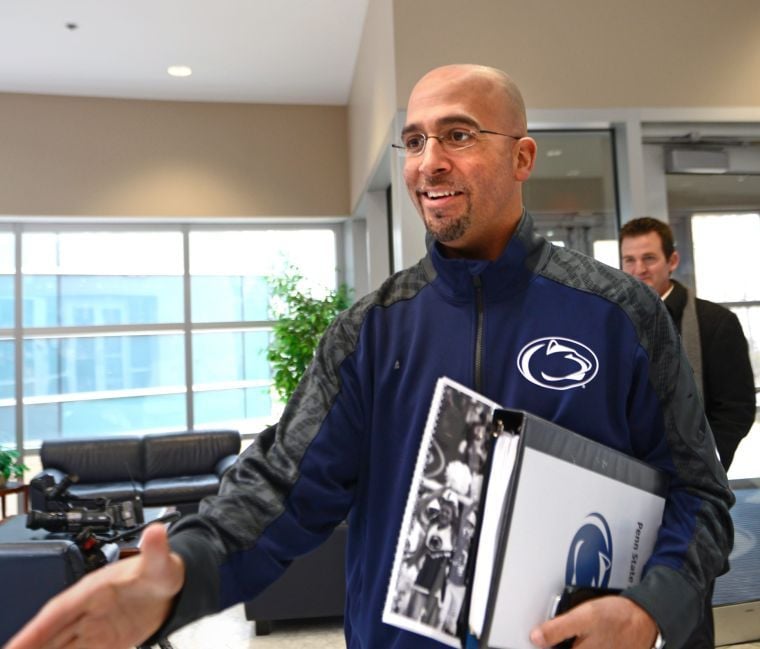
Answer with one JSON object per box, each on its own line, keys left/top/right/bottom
{"left": 0, "top": 232, "right": 13, "bottom": 273}
{"left": 24, "top": 393, "right": 186, "bottom": 441}
{"left": 0, "top": 339, "right": 14, "bottom": 400}
{"left": 731, "top": 306, "right": 760, "bottom": 388}
{"left": 24, "top": 334, "right": 184, "bottom": 397}
{"left": 0, "top": 337, "right": 13, "bottom": 445}
{"left": 691, "top": 213, "right": 760, "bottom": 302}
{"left": 0, "top": 405, "right": 13, "bottom": 445}
{"left": 0, "top": 232, "right": 13, "bottom": 329}
{"left": 191, "top": 276, "right": 269, "bottom": 322}
{"left": 22, "top": 232, "right": 183, "bottom": 275}
{"left": 193, "top": 330, "right": 270, "bottom": 385}
{"left": 194, "top": 386, "right": 273, "bottom": 434}
{"left": 0, "top": 276, "right": 12, "bottom": 329}
{"left": 190, "top": 229, "right": 338, "bottom": 323}
{"left": 525, "top": 131, "right": 618, "bottom": 261}
{"left": 23, "top": 276, "right": 184, "bottom": 327}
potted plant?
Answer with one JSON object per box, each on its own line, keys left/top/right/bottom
{"left": 267, "top": 266, "right": 351, "bottom": 403}
{"left": 0, "top": 446, "right": 28, "bottom": 487}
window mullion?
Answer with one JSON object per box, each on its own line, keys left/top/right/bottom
{"left": 14, "top": 224, "right": 23, "bottom": 454}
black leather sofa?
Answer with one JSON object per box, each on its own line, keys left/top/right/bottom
{"left": 30, "top": 430, "right": 241, "bottom": 515}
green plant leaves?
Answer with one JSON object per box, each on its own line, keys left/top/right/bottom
{"left": 267, "top": 267, "right": 350, "bottom": 402}
{"left": 0, "top": 447, "right": 29, "bottom": 481}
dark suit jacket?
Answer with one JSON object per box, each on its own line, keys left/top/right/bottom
{"left": 665, "top": 280, "right": 756, "bottom": 470}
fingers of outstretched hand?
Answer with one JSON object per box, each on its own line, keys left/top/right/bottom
{"left": 529, "top": 596, "right": 658, "bottom": 649}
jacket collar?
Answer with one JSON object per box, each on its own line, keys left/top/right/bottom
{"left": 423, "top": 210, "right": 549, "bottom": 303}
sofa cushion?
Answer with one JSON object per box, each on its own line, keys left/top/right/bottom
{"left": 142, "top": 430, "right": 240, "bottom": 480}
{"left": 40, "top": 437, "right": 143, "bottom": 482}
{"left": 142, "top": 474, "right": 221, "bottom": 505}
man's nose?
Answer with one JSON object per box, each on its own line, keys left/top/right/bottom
{"left": 416, "top": 137, "right": 452, "bottom": 177}
{"left": 632, "top": 260, "right": 648, "bottom": 276}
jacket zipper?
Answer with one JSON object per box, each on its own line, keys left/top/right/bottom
{"left": 473, "top": 274, "right": 484, "bottom": 393}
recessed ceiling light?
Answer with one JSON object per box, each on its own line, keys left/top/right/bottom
{"left": 167, "top": 65, "right": 192, "bottom": 78}
{"left": 546, "top": 149, "right": 563, "bottom": 157}
{"left": 566, "top": 169, "right": 580, "bottom": 177}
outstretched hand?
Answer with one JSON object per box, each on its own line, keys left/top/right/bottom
{"left": 4, "top": 523, "right": 185, "bottom": 649}
{"left": 529, "top": 595, "right": 658, "bottom": 649}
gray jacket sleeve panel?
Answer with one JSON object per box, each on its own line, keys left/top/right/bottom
{"left": 540, "top": 246, "right": 734, "bottom": 647}
{"left": 623, "top": 289, "right": 735, "bottom": 647}
{"left": 152, "top": 302, "right": 373, "bottom": 637}
{"left": 150, "top": 262, "right": 434, "bottom": 640}
{"left": 622, "top": 565, "right": 702, "bottom": 649}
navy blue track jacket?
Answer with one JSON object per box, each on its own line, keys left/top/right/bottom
{"left": 164, "top": 212, "right": 733, "bottom": 648}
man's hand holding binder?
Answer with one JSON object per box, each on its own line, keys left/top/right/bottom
{"left": 530, "top": 594, "right": 661, "bottom": 649}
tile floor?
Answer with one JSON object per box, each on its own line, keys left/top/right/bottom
{"left": 168, "top": 606, "right": 344, "bottom": 648}
{"left": 167, "top": 605, "right": 760, "bottom": 649}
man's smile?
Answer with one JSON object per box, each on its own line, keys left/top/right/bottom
{"left": 417, "top": 187, "right": 466, "bottom": 208}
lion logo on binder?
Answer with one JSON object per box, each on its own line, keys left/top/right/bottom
{"left": 565, "top": 513, "right": 612, "bottom": 588}
{"left": 517, "top": 337, "right": 599, "bottom": 390}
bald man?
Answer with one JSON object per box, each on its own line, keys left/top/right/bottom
{"left": 8, "top": 65, "right": 732, "bottom": 649}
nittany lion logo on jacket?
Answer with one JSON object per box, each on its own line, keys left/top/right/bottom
{"left": 517, "top": 337, "right": 599, "bottom": 390}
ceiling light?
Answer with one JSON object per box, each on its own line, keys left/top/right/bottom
{"left": 566, "top": 170, "right": 580, "bottom": 177}
{"left": 546, "top": 149, "right": 563, "bottom": 157}
{"left": 167, "top": 65, "right": 192, "bottom": 78}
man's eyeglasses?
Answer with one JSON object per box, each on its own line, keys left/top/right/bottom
{"left": 392, "top": 127, "right": 523, "bottom": 157}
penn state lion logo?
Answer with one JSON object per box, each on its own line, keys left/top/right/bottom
{"left": 566, "top": 513, "right": 613, "bottom": 588}
{"left": 517, "top": 337, "right": 599, "bottom": 390}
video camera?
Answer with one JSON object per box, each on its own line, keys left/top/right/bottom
{"left": 27, "top": 474, "right": 144, "bottom": 534}
{"left": 25, "top": 474, "right": 181, "bottom": 574}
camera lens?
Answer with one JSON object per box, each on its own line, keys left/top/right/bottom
{"left": 26, "top": 510, "right": 67, "bottom": 531}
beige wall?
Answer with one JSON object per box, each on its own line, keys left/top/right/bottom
{"left": 0, "top": 93, "right": 349, "bottom": 217}
{"left": 347, "top": 0, "right": 398, "bottom": 211}
{"left": 393, "top": 0, "right": 760, "bottom": 110}
{"left": 347, "top": 0, "right": 760, "bottom": 214}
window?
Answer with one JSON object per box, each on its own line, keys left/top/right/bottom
{"left": 3, "top": 224, "right": 342, "bottom": 445}
{"left": 690, "top": 212, "right": 760, "bottom": 388}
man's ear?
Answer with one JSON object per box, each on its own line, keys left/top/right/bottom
{"left": 668, "top": 249, "right": 681, "bottom": 274}
{"left": 514, "top": 137, "right": 537, "bottom": 181}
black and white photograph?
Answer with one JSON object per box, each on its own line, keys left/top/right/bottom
{"left": 383, "top": 377, "right": 500, "bottom": 647}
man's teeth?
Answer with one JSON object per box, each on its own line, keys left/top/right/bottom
{"left": 425, "top": 190, "right": 458, "bottom": 198}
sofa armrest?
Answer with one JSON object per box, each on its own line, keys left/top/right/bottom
{"left": 214, "top": 454, "right": 238, "bottom": 478}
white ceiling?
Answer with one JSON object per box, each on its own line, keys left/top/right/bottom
{"left": 0, "top": 0, "right": 370, "bottom": 105}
